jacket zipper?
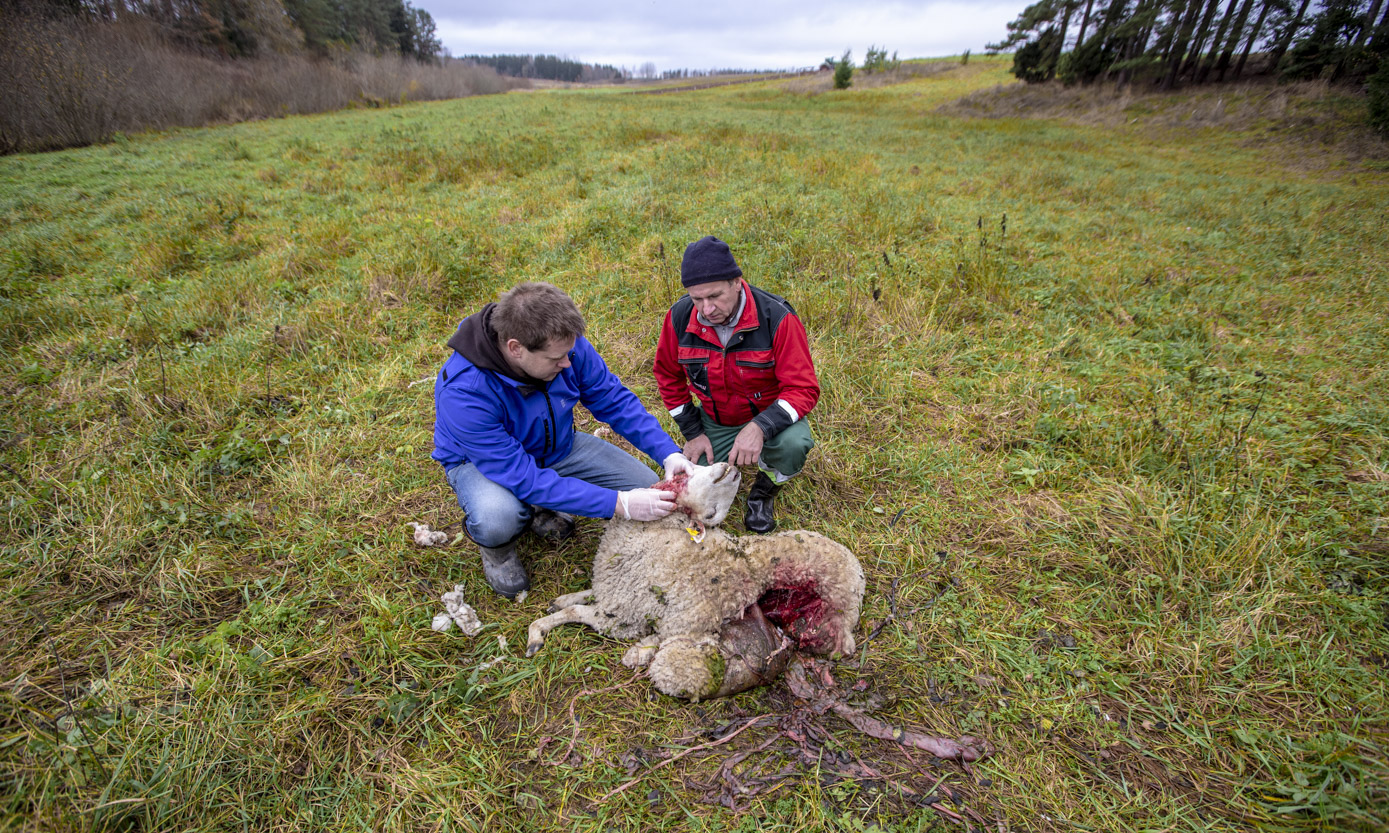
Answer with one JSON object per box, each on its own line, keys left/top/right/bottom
{"left": 692, "top": 314, "right": 758, "bottom": 427}
{"left": 727, "top": 325, "right": 760, "bottom": 423}
{"left": 541, "top": 387, "right": 556, "bottom": 465}
{"left": 706, "top": 369, "right": 720, "bottom": 425}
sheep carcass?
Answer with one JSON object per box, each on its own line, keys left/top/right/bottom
{"left": 526, "top": 462, "right": 865, "bottom": 701}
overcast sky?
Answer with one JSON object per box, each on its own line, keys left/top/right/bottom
{"left": 429, "top": 1, "right": 1025, "bottom": 73}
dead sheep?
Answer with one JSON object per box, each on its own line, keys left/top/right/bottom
{"left": 526, "top": 461, "right": 865, "bottom": 701}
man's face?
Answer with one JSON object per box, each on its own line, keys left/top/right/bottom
{"left": 688, "top": 279, "right": 742, "bottom": 326}
{"left": 505, "top": 335, "right": 576, "bottom": 382}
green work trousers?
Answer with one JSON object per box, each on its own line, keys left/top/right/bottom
{"left": 690, "top": 411, "right": 815, "bottom": 480}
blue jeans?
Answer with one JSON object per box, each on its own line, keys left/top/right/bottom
{"left": 444, "top": 432, "right": 659, "bottom": 547}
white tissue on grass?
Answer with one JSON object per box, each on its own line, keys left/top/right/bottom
{"left": 431, "top": 583, "right": 483, "bottom": 635}
{"left": 407, "top": 522, "right": 450, "bottom": 547}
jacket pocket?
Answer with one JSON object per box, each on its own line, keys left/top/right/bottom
{"left": 734, "top": 357, "right": 777, "bottom": 387}
{"left": 678, "top": 356, "right": 710, "bottom": 393}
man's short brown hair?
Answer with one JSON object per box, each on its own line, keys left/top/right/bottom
{"left": 491, "top": 282, "right": 587, "bottom": 351}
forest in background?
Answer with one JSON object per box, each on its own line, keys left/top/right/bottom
{"left": 3, "top": 0, "right": 443, "bottom": 59}
{"left": 0, "top": 0, "right": 513, "bottom": 154}
{"left": 991, "top": 0, "right": 1388, "bottom": 115}
{"left": 460, "top": 54, "right": 627, "bottom": 84}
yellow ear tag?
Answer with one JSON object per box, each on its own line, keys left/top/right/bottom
{"left": 686, "top": 524, "right": 705, "bottom": 544}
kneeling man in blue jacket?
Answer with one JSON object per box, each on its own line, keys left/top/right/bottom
{"left": 433, "top": 282, "right": 695, "bottom": 599}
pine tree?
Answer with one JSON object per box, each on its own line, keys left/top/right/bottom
{"left": 833, "top": 49, "right": 853, "bottom": 88}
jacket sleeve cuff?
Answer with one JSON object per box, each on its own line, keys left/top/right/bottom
{"left": 752, "top": 400, "right": 796, "bottom": 440}
{"left": 670, "top": 404, "right": 705, "bottom": 442}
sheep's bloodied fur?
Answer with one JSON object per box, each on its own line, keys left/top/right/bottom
{"left": 526, "top": 461, "right": 864, "bottom": 701}
{"left": 654, "top": 463, "right": 740, "bottom": 527}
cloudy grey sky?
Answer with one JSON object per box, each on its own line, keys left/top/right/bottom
{"left": 429, "top": 1, "right": 1025, "bottom": 73}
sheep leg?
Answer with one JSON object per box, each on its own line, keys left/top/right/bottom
{"left": 549, "top": 589, "right": 595, "bottom": 613}
{"left": 525, "top": 604, "right": 607, "bottom": 657}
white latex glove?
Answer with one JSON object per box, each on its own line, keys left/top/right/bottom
{"left": 662, "top": 452, "right": 698, "bottom": 480}
{"left": 615, "top": 488, "right": 677, "bottom": 521}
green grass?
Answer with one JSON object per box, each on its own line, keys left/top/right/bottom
{"left": 2, "top": 54, "right": 1387, "bottom": 831}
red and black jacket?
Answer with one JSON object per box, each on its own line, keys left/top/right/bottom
{"left": 654, "top": 280, "right": 820, "bottom": 442}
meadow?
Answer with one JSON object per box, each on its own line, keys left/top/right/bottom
{"left": 2, "top": 56, "right": 1387, "bottom": 831}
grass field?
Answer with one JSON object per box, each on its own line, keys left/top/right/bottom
{"left": 2, "top": 55, "right": 1387, "bottom": 831}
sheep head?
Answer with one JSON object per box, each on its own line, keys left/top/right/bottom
{"left": 655, "top": 462, "right": 742, "bottom": 527}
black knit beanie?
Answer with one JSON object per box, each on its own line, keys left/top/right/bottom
{"left": 680, "top": 236, "right": 743, "bottom": 288}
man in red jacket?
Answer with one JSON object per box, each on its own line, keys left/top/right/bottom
{"left": 653, "top": 236, "right": 820, "bottom": 533}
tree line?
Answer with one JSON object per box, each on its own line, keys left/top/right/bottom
{"left": 464, "top": 55, "right": 803, "bottom": 84}
{"left": 0, "top": 0, "right": 521, "bottom": 153}
{"left": 461, "top": 54, "right": 625, "bottom": 83}
{"left": 990, "top": 0, "right": 1388, "bottom": 88}
{"left": 6, "top": 0, "right": 442, "bottom": 60}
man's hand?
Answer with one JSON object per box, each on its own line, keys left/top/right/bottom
{"left": 728, "top": 422, "right": 765, "bottom": 467}
{"left": 615, "top": 488, "right": 677, "bottom": 521}
{"left": 682, "top": 434, "right": 714, "bottom": 466}
{"left": 662, "top": 452, "right": 697, "bottom": 480}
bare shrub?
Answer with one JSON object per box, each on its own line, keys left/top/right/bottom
{"left": 1, "top": 10, "right": 522, "bottom": 155}
{"left": 0, "top": 12, "right": 129, "bottom": 152}
{"left": 218, "top": 55, "right": 357, "bottom": 119}
{"left": 402, "top": 57, "right": 515, "bottom": 99}
{"left": 351, "top": 54, "right": 515, "bottom": 104}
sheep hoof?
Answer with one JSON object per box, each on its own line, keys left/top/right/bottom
{"left": 525, "top": 640, "right": 543, "bottom": 658}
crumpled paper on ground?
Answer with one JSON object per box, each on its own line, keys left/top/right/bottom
{"left": 431, "top": 583, "right": 483, "bottom": 635}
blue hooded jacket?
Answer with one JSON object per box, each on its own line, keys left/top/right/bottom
{"left": 432, "top": 306, "right": 680, "bottom": 518}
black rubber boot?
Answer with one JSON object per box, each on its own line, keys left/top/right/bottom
{"left": 480, "top": 543, "right": 529, "bottom": 599}
{"left": 744, "top": 472, "right": 783, "bottom": 534}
